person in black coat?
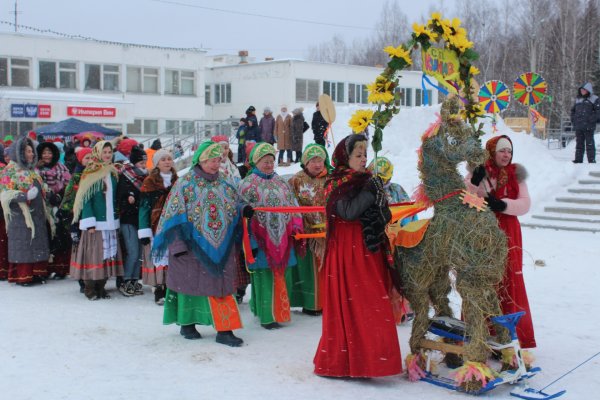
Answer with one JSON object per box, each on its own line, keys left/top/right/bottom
{"left": 571, "top": 82, "right": 600, "bottom": 163}
{"left": 116, "top": 146, "right": 148, "bottom": 296}
{"left": 311, "top": 102, "right": 329, "bottom": 146}
{"left": 245, "top": 106, "right": 260, "bottom": 142}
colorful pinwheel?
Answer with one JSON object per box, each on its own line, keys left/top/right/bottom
{"left": 478, "top": 80, "right": 510, "bottom": 113}
{"left": 513, "top": 72, "right": 547, "bottom": 106}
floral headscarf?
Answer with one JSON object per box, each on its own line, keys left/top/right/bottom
{"left": 192, "top": 141, "right": 223, "bottom": 166}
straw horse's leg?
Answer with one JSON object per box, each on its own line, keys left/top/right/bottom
{"left": 457, "top": 274, "right": 494, "bottom": 363}
{"left": 428, "top": 264, "right": 453, "bottom": 318}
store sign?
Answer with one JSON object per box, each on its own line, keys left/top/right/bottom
{"left": 67, "top": 106, "right": 116, "bottom": 118}
{"left": 10, "top": 103, "right": 52, "bottom": 118}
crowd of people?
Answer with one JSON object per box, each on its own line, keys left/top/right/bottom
{"left": 0, "top": 116, "right": 535, "bottom": 377}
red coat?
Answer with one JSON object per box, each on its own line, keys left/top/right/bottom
{"left": 313, "top": 218, "right": 402, "bottom": 377}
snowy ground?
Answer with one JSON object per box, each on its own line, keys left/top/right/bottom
{"left": 2, "top": 105, "right": 599, "bottom": 400}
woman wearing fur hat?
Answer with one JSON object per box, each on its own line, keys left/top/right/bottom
{"left": 0, "top": 137, "right": 53, "bottom": 286}
{"left": 313, "top": 134, "right": 402, "bottom": 378}
{"left": 154, "top": 141, "right": 249, "bottom": 346}
{"left": 71, "top": 141, "right": 123, "bottom": 300}
{"left": 275, "top": 106, "right": 293, "bottom": 165}
{"left": 37, "top": 142, "right": 72, "bottom": 279}
{"left": 238, "top": 143, "right": 303, "bottom": 329}
{"left": 116, "top": 146, "right": 148, "bottom": 297}
{"left": 290, "top": 108, "right": 307, "bottom": 163}
{"left": 138, "top": 149, "right": 178, "bottom": 305}
{"left": 466, "top": 134, "right": 535, "bottom": 349}
{"left": 287, "top": 144, "right": 332, "bottom": 315}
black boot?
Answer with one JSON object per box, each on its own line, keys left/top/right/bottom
{"left": 261, "top": 322, "right": 282, "bottom": 330}
{"left": 154, "top": 285, "right": 166, "bottom": 305}
{"left": 302, "top": 308, "right": 322, "bottom": 316}
{"left": 180, "top": 324, "right": 202, "bottom": 340}
{"left": 78, "top": 279, "right": 85, "bottom": 294}
{"left": 216, "top": 330, "right": 244, "bottom": 347}
{"left": 235, "top": 287, "right": 246, "bottom": 304}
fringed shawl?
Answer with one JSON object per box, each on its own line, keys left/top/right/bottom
{"left": 152, "top": 166, "right": 239, "bottom": 276}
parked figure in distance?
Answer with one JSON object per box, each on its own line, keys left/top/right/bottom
{"left": 571, "top": 82, "right": 600, "bottom": 163}
{"left": 259, "top": 107, "right": 276, "bottom": 145}
{"left": 275, "top": 106, "right": 293, "bottom": 166}
{"left": 245, "top": 106, "right": 260, "bottom": 143}
{"left": 311, "top": 102, "right": 329, "bottom": 146}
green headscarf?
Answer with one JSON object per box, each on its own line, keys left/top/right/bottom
{"left": 192, "top": 141, "right": 223, "bottom": 166}
{"left": 248, "top": 142, "right": 276, "bottom": 168}
{"left": 367, "top": 156, "right": 394, "bottom": 182}
{"left": 300, "top": 143, "right": 332, "bottom": 172}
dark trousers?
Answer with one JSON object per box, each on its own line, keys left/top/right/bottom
{"left": 278, "top": 149, "right": 292, "bottom": 162}
{"left": 574, "top": 129, "right": 596, "bottom": 162}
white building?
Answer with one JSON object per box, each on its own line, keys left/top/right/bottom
{"left": 1, "top": 33, "right": 438, "bottom": 140}
{"left": 205, "top": 58, "right": 437, "bottom": 121}
{"left": 1, "top": 32, "right": 206, "bottom": 137}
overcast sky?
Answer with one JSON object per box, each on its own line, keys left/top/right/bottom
{"left": 0, "top": 0, "right": 446, "bottom": 59}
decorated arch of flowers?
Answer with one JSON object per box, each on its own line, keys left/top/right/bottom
{"left": 348, "top": 12, "right": 484, "bottom": 153}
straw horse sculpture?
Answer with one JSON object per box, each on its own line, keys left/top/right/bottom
{"left": 394, "top": 97, "right": 509, "bottom": 365}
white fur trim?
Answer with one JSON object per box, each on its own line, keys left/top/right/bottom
{"left": 79, "top": 217, "right": 97, "bottom": 230}
{"left": 138, "top": 228, "right": 153, "bottom": 239}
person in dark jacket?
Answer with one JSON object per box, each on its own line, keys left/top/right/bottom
{"left": 245, "top": 106, "right": 260, "bottom": 142}
{"left": 291, "top": 108, "right": 307, "bottom": 163}
{"left": 571, "top": 82, "right": 600, "bottom": 163}
{"left": 259, "top": 107, "right": 276, "bottom": 144}
{"left": 236, "top": 118, "right": 248, "bottom": 163}
{"left": 311, "top": 102, "right": 329, "bottom": 146}
{"left": 117, "top": 146, "right": 148, "bottom": 296}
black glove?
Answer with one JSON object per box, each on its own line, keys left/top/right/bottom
{"left": 470, "top": 165, "right": 486, "bottom": 186}
{"left": 140, "top": 238, "right": 151, "bottom": 246}
{"left": 242, "top": 205, "right": 254, "bottom": 219}
{"left": 366, "top": 175, "right": 384, "bottom": 195}
{"left": 48, "top": 192, "right": 62, "bottom": 207}
{"left": 174, "top": 251, "right": 188, "bottom": 258}
{"left": 70, "top": 231, "right": 81, "bottom": 245}
{"left": 485, "top": 195, "right": 507, "bottom": 212}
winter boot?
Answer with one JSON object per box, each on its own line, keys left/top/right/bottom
{"left": 235, "top": 287, "right": 246, "bottom": 304}
{"left": 84, "top": 280, "right": 98, "bottom": 300}
{"left": 119, "top": 281, "right": 135, "bottom": 297}
{"left": 78, "top": 279, "right": 85, "bottom": 294}
{"left": 133, "top": 280, "right": 144, "bottom": 295}
{"left": 302, "top": 308, "right": 322, "bottom": 316}
{"left": 154, "top": 285, "right": 166, "bottom": 305}
{"left": 261, "top": 322, "right": 282, "bottom": 330}
{"left": 180, "top": 324, "right": 202, "bottom": 340}
{"left": 95, "top": 279, "right": 111, "bottom": 299}
{"left": 215, "top": 331, "right": 244, "bottom": 347}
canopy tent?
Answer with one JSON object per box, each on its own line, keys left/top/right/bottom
{"left": 35, "top": 118, "right": 121, "bottom": 137}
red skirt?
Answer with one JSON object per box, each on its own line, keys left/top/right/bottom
{"left": 314, "top": 219, "right": 402, "bottom": 377}
{"left": 497, "top": 214, "right": 536, "bottom": 348}
{"left": 8, "top": 261, "right": 49, "bottom": 284}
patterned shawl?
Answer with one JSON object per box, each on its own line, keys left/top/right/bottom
{"left": 238, "top": 168, "right": 302, "bottom": 270}
{"left": 72, "top": 141, "right": 118, "bottom": 223}
{"left": 152, "top": 166, "right": 240, "bottom": 276}
{"left": 38, "top": 162, "right": 71, "bottom": 194}
{"left": 141, "top": 167, "right": 178, "bottom": 233}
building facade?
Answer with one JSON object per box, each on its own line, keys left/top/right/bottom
{"left": 1, "top": 33, "right": 437, "bottom": 140}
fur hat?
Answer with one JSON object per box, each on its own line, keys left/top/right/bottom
{"left": 152, "top": 149, "right": 171, "bottom": 167}
{"left": 150, "top": 139, "right": 162, "bottom": 150}
{"left": 116, "top": 138, "right": 139, "bottom": 157}
{"left": 129, "top": 145, "right": 147, "bottom": 165}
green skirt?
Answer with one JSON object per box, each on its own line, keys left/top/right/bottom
{"left": 163, "top": 289, "right": 215, "bottom": 327}
{"left": 250, "top": 268, "right": 293, "bottom": 324}
{"left": 287, "top": 250, "right": 321, "bottom": 311}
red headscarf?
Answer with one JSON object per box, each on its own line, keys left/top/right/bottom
{"left": 484, "top": 135, "right": 519, "bottom": 200}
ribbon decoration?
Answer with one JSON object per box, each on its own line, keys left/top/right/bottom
{"left": 242, "top": 217, "right": 256, "bottom": 265}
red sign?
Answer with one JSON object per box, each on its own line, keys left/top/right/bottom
{"left": 38, "top": 104, "right": 52, "bottom": 118}
{"left": 67, "top": 106, "right": 116, "bottom": 118}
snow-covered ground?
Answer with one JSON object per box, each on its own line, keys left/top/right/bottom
{"left": 2, "top": 105, "right": 599, "bottom": 400}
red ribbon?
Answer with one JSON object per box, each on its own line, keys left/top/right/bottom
{"left": 242, "top": 217, "right": 255, "bottom": 265}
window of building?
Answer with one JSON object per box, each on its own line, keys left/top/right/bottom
{"left": 323, "top": 81, "right": 345, "bottom": 103}
{"left": 0, "top": 58, "right": 7, "bottom": 86}
{"left": 415, "top": 88, "right": 432, "bottom": 106}
{"left": 166, "top": 120, "right": 180, "bottom": 135}
{"left": 165, "top": 70, "right": 195, "bottom": 95}
{"left": 126, "top": 119, "right": 142, "bottom": 135}
{"left": 214, "top": 83, "right": 232, "bottom": 104}
{"left": 395, "top": 88, "right": 413, "bottom": 107}
{"left": 165, "top": 70, "right": 179, "bottom": 95}
{"left": 295, "top": 78, "right": 319, "bottom": 102}
{"left": 144, "top": 119, "right": 158, "bottom": 135}
{"left": 10, "top": 58, "right": 30, "bottom": 87}
{"left": 205, "top": 85, "right": 211, "bottom": 105}
{"left": 181, "top": 71, "right": 194, "bottom": 95}
{"left": 39, "top": 61, "right": 76, "bottom": 89}
{"left": 181, "top": 121, "right": 195, "bottom": 135}
{"left": 349, "top": 83, "right": 368, "bottom": 104}
{"left": 127, "top": 66, "right": 159, "bottom": 94}
{"left": 85, "top": 64, "right": 120, "bottom": 91}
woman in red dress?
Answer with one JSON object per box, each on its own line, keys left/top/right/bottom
{"left": 467, "top": 135, "right": 536, "bottom": 348}
{"left": 313, "top": 134, "right": 402, "bottom": 378}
